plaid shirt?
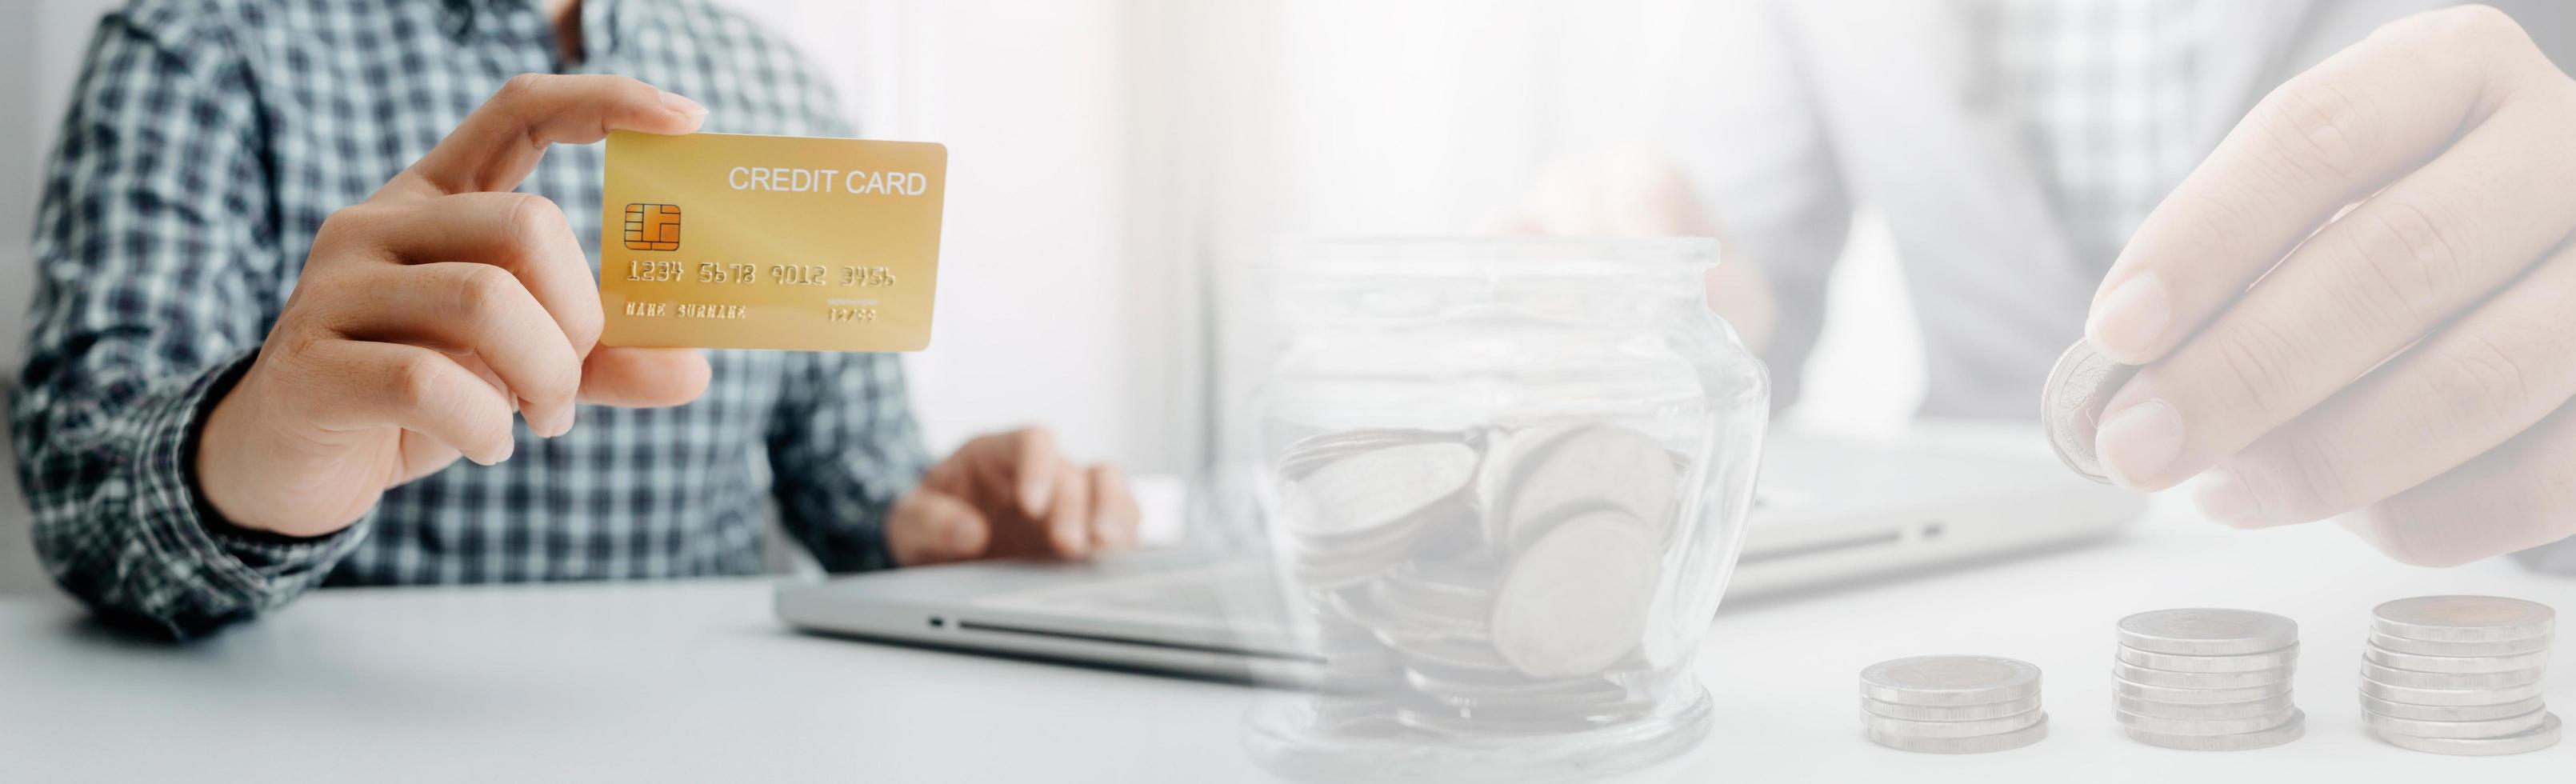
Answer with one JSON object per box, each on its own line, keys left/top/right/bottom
{"left": 1986, "top": 0, "right": 2214, "bottom": 269}
{"left": 11, "top": 0, "right": 928, "bottom": 639}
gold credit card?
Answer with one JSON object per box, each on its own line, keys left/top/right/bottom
{"left": 598, "top": 130, "right": 947, "bottom": 351}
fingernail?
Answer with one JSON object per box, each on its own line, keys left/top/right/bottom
{"left": 1022, "top": 477, "right": 1054, "bottom": 518}
{"left": 658, "top": 90, "right": 708, "bottom": 118}
{"left": 2096, "top": 398, "right": 2185, "bottom": 487}
{"left": 2192, "top": 468, "right": 2263, "bottom": 528}
{"left": 523, "top": 403, "right": 554, "bottom": 438}
{"left": 547, "top": 405, "right": 577, "bottom": 438}
{"left": 2087, "top": 272, "right": 2170, "bottom": 362}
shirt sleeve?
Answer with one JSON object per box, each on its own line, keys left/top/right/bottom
{"left": 10, "top": 15, "right": 366, "bottom": 640}
{"left": 766, "top": 352, "right": 932, "bottom": 573}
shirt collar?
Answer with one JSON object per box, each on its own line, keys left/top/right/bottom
{"left": 438, "top": 0, "right": 632, "bottom": 60}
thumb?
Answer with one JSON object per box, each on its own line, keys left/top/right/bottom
{"left": 577, "top": 346, "right": 711, "bottom": 407}
{"left": 890, "top": 489, "right": 992, "bottom": 566}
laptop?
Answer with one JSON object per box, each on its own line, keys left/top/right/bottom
{"left": 774, "top": 424, "right": 2144, "bottom": 683}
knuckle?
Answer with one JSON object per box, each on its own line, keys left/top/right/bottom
{"left": 2414, "top": 5, "right": 2521, "bottom": 48}
{"left": 497, "top": 73, "right": 550, "bottom": 102}
{"left": 450, "top": 265, "right": 524, "bottom": 326}
{"left": 1018, "top": 426, "right": 1058, "bottom": 456}
{"left": 2423, "top": 334, "right": 2535, "bottom": 424}
{"left": 387, "top": 354, "right": 454, "bottom": 410}
{"left": 273, "top": 318, "right": 338, "bottom": 361}
{"left": 502, "top": 194, "right": 567, "bottom": 250}
{"left": 2342, "top": 199, "right": 2473, "bottom": 321}
{"left": 2205, "top": 318, "right": 2302, "bottom": 415}
{"left": 2252, "top": 77, "right": 2374, "bottom": 180}
{"left": 2170, "top": 181, "right": 2251, "bottom": 254}
{"left": 311, "top": 206, "right": 387, "bottom": 254}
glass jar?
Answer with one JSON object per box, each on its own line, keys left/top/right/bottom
{"left": 1233, "top": 238, "right": 1769, "bottom": 782}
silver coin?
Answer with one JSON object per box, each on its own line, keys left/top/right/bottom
{"left": 1865, "top": 715, "right": 2049, "bottom": 754}
{"left": 2116, "top": 609, "right": 2299, "bottom": 656}
{"left": 1284, "top": 442, "right": 1479, "bottom": 539}
{"left": 2372, "top": 712, "right": 2559, "bottom": 756}
{"left": 2373, "top": 596, "right": 2556, "bottom": 643}
{"left": 2118, "top": 643, "right": 2301, "bottom": 673}
{"left": 1861, "top": 694, "right": 2043, "bottom": 722}
{"left": 1492, "top": 426, "right": 1680, "bottom": 549}
{"left": 2042, "top": 338, "right": 2141, "bottom": 482}
{"left": 2113, "top": 661, "right": 2294, "bottom": 690}
{"left": 2365, "top": 706, "right": 2550, "bottom": 738}
{"left": 2115, "top": 694, "right": 2297, "bottom": 721}
{"left": 2360, "top": 693, "right": 2547, "bottom": 722}
{"left": 2358, "top": 659, "right": 2544, "bottom": 690}
{"left": 2122, "top": 710, "right": 2305, "bottom": 751}
{"left": 2364, "top": 645, "right": 2550, "bottom": 674}
{"left": 1373, "top": 558, "right": 1497, "bottom": 621}
{"left": 2116, "top": 707, "right": 2299, "bottom": 736}
{"left": 1861, "top": 707, "right": 2045, "bottom": 738}
{"left": 1277, "top": 429, "right": 1464, "bottom": 474}
{"left": 2359, "top": 675, "right": 2546, "bottom": 706}
{"left": 1486, "top": 510, "right": 1660, "bottom": 678}
{"left": 2368, "top": 631, "right": 2551, "bottom": 658}
{"left": 1860, "top": 655, "right": 2043, "bottom": 706}
{"left": 2112, "top": 675, "right": 2292, "bottom": 705}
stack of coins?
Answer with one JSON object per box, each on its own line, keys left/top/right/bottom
{"left": 1274, "top": 424, "right": 1681, "bottom": 736}
{"left": 2111, "top": 609, "right": 2306, "bottom": 750}
{"left": 1857, "top": 656, "right": 2049, "bottom": 754}
{"left": 2360, "top": 596, "right": 2560, "bottom": 756}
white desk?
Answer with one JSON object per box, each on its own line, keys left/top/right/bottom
{"left": 3, "top": 498, "right": 2570, "bottom": 783}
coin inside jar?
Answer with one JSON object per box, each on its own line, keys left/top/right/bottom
{"left": 1486, "top": 510, "right": 1661, "bottom": 678}
{"left": 1491, "top": 426, "right": 1680, "bottom": 548}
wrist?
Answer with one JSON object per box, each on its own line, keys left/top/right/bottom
{"left": 191, "top": 362, "right": 274, "bottom": 533}
{"left": 190, "top": 362, "right": 364, "bottom": 538}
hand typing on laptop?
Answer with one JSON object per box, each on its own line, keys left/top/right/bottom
{"left": 890, "top": 428, "right": 1140, "bottom": 566}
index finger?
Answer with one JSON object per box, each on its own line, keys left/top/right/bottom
{"left": 380, "top": 74, "right": 706, "bottom": 201}
{"left": 2084, "top": 6, "right": 2550, "bottom": 364}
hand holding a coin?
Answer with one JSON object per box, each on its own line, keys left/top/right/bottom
{"left": 887, "top": 427, "right": 1140, "bottom": 566}
{"left": 194, "top": 74, "right": 715, "bottom": 538}
{"left": 2081, "top": 7, "right": 2576, "bottom": 564}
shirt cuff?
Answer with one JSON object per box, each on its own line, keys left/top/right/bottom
{"left": 130, "top": 349, "right": 366, "bottom": 611}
